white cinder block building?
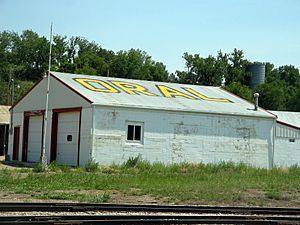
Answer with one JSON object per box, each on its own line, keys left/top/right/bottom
{"left": 270, "top": 111, "right": 300, "bottom": 167}
{"left": 8, "top": 72, "right": 277, "bottom": 168}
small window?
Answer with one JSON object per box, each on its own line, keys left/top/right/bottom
{"left": 134, "top": 126, "right": 141, "bottom": 141}
{"left": 67, "top": 135, "right": 73, "bottom": 142}
{"left": 126, "top": 122, "right": 143, "bottom": 144}
{"left": 127, "top": 125, "right": 134, "bottom": 140}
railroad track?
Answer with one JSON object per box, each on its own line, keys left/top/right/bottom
{"left": 0, "top": 203, "right": 299, "bottom": 224}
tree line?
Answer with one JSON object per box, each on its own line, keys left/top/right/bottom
{"left": 0, "top": 30, "right": 299, "bottom": 111}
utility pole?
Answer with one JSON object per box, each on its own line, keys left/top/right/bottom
{"left": 9, "top": 69, "right": 14, "bottom": 135}
{"left": 9, "top": 69, "right": 20, "bottom": 136}
{"left": 40, "top": 22, "right": 53, "bottom": 169}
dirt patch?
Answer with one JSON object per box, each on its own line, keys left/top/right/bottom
{"left": 110, "top": 189, "right": 171, "bottom": 204}
{"left": 0, "top": 190, "right": 170, "bottom": 205}
{"left": 239, "top": 189, "right": 300, "bottom": 207}
{"left": 0, "top": 191, "right": 76, "bottom": 203}
{"left": 1, "top": 188, "right": 299, "bottom": 207}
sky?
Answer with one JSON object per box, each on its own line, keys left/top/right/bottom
{"left": 0, "top": 0, "right": 299, "bottom": 73}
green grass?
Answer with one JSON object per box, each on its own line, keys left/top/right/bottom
{"left": 34, "top": 191, "right": 110, "bottom": 203}
{"left": 265, "top": 190, "right": 282, "bottom": 200}
{"left": 33, "top": 162, "right": 47, "bottom": 173}
{"left": 0, "top": 161, "right": 300, "bottom": 206}
{"left": 85, "top": 158, "right": 99, "bottom": 172}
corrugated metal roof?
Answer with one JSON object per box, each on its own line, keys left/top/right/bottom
{"left": 0, "top": 105, "right": 10, "bottom": 124}
{"left": 51, "top": 72, "right": 275, "bottom": 119}
{"left": 270, "top": 111, "right": 300, "bottom": 129}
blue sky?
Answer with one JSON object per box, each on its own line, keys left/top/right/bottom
{"left": 0, "top": 0, "right": 299, "bottom": 73}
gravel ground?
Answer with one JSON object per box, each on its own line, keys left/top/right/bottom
{"left": 0, "top": 211, "right": 222, "bottom": 216}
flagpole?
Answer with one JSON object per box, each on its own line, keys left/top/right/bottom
{"left": 41, "top": 22, "right": 53, "bottom": 168}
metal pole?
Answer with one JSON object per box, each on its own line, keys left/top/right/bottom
{"left": 12, "top": 80, "right": 14, "bottom": 107}
{"left": 9, "top": 78, "right": 14, "bottom": 135}
{"left": 254, "top": 93, "right": 259, "bottom": 111}
{"left": 41, "top": 22, "right": 53, "bottom": 167}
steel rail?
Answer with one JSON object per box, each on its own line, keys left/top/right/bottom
{"left": 0, "top": 219, "right": 286, "bottom": 225}
{"left": 1, "top": 214, "right": 300, "bottom": 221}
{"left": 0, "top": 215, "right": 299, "bottom": 225}
{"left": 0, "top": 203, "right": 299, "bottom": 216}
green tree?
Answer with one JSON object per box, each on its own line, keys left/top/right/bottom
{"left": 0, "top": 80, "right": 9, "bottom": 105}
{"left": 0, "top": 31, "right": 19, "bottom": 82}
{"left": 254, "top": 81, "right": 287, "bottom": 110}
{"left": 1, "top": 29, "right": 300, "bottom": 112}
{"left": 150, "top": 62, "right": 169, "bottom": 81}
{"left": 289, "top": 87, "right": 300, "bottom": 111}
{"left": 175, "top": 52, "right": 223, "bottom": 86}
{"left": 13, "top": 30, "right": 49, "bottom": 80}
{"left": 264, "top": 62, "right": 280, "bottom": 83}
{"left": 278, "top": 65, "right": 300, "bottom": 86}
{"left": 225, "top": 48, "right": 250, "bottom": 85}
{"left": 51, "top": 35, "right": 69, "bottom": 71}
{"left": 110, "top": 49, "right": 168, "bottom": 81}
{"left": 224, "top": 82, "right": 253, "bottom": 102}
{"left": 261, "top": 63, "right": 300, "bottom": 111}
{"left": 0, "top": 78, "right": 34, "bottom": 105}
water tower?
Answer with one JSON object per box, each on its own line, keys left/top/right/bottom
{"left": 247, "top": 63, "right": 265, "bottom": 88}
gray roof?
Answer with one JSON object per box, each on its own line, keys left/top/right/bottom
{"left": 270, "top": 111, "right": 300, "bottom": 129}
{"left": 0, "top": 105, "right": 10, "bottom": 124}
{"left": 51, "top": 72, "right": 275, "bottom": 119}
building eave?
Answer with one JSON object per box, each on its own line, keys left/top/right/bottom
{"left": 92, "top": 102, "right": 276, "bottom": 120}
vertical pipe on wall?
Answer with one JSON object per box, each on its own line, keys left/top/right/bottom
{"left": 253, "top": 93, "right": 259, "bottom": 111}
{"left": 272, "top": 118, "right": 276, "bottom": 169}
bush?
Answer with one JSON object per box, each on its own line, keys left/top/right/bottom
{"left": 59, "top": 164, "right": 71, "bottom": 172}
{"left": 123, "top": 155, "right": 142, "bottom": 168}
{"left": 48, "top": 161, "right": 60, "bottom": 172}
{"left": 90, "top": 192, "right": 111, "bottom": 203}
{"left": 265, "top": 190, "right": 282, "bottom": 200}
{"left": 73, "top": 166, "right": 85, "bottom": 173}
{"left": 36, "top": 191, "right": 111, "bottom": 203}
{"left": 85, "top": 158, "right": 99, "bottom": 172}
{"left": 33, "top": 162, "right": 47, "bottom": 173}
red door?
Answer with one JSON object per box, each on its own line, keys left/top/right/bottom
{"left": 13, "top": 127, "right": 20, "bottom": 160}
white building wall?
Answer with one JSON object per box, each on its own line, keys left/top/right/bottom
{"left": 275, "top": 123, "right": 300, "bottom": 139}
{"left": 13, "top": 76, "right": 91, "bottom": 114}
{"left": 92, "top": 106, "right": 274, "bottom": 168}
{"left": 7, "top": 112, "right": 23, "bottom": 161}
{"left": 274, "top": 123, "right": 300, "bottom": 167}
{"left": 8, "top": 76, "right": 93, "bottom": 166}
{"left": 79, "top": 107, "right": 93, "bottom": 166}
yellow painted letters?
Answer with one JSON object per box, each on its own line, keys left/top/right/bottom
{"left": 183, "top": 87, "right": 231, "bottom": 102}
{"left": 156, "top": 85, "right": 197, "bottom": 100}
{"left": 111, "top": 81, "right": 156, "bottom": 96}
{"left": 74, "top": 77, "right": 232, "bottom": 103}
{"left": 74, "top": 78, "right": 119, "bottom": 93}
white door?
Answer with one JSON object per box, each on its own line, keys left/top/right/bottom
{"left": 56, "top": 112, "right": 80, "bottom": 166}
{"left": 27, "top": 115, "right": 43, "bottom": 162}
